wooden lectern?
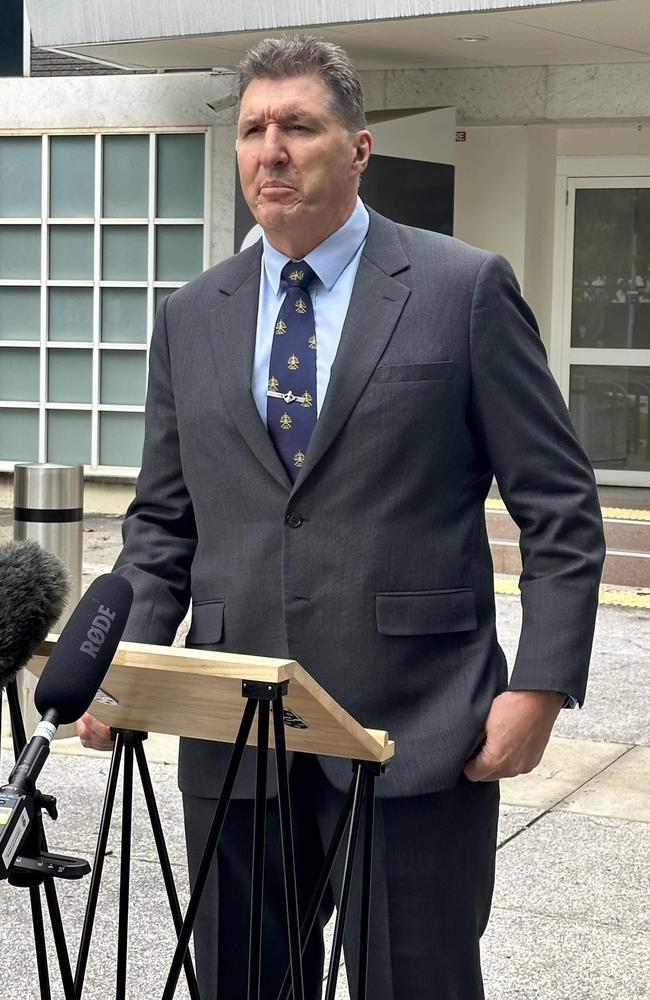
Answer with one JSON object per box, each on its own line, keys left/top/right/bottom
{"left": 30, "top": 639, "right": 395, "bottom": 1000}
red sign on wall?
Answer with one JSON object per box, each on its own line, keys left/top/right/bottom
{"left": 455, "top": 130, "right": 467, "bottom": 142}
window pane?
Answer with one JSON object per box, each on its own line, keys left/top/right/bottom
{"left": 570, "top": 365, "right": 650, "bottom": 473}
{"left": 0, "top": 137, "right": 41, "bottom": 217}
{"left": 0, "top": 408, "right": 39, "bottom": 461}
{"left": 0, "top": 287, "right": 40, "bottom": 340}
{"left": 100, "top": 412, "right": 144, "bottom": 467}
{"left": 0, "top": 225, "right": 41, "bottom": 279}
{"left": 101, "top": 288, "right": 147, "bottom": 343}
{"left": 572, "top": 188, "right": 650, "bottom": 350}
{"left": 103, "top": 135, "right": 149, "bottom": 218}
{"left": 47, "top": 410, "right": 91, "bottom": 465}
{"left": 0, "top": 347, "right": 39, "bottom": 400}
{"left": 101, "top": 350, "right": 146, "bottom": 405}
{"left": 48, "top": 349, "right": 92, "bottom": 403}
{"left": 49, "top": 225, "right": 93, "bottom": 280}
{"left": 48, "top": 288, "right": 93, "bottom": 342}
{"left": 102, "top": 226, "right": 148, "bottom": 281}
{"left": 50, "top": 136, "right": 94, "bottom": 218}
{"left": 157, "top": 133, "right": 204, "bottom": 218}
{"left": 156, "top": 225, "right": 202, "bottom": 281}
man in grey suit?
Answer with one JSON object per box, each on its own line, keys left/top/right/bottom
{"left": 79, "top": 36, "right": 605, "bottom": 999}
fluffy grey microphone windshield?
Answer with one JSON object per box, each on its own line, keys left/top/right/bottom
{"left": 0, "top": 540, "right": 70, "bottom": 687}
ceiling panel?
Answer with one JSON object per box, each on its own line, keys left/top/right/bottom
{"left": 50, "top": 0, "right": 650, "bottom": 71}
{"left": 334, "top": 13, "right": 650, "bottom": 66}
{"left": 503, "top": 0, "right": 650, "bottom": 48}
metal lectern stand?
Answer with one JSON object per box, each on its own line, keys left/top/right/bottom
{"left": 29, "top": 639, "right": 395, "bottom": 1000}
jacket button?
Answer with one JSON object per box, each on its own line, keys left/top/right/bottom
{"left": 286, "top": 511, "right": 303, "bottom": 528}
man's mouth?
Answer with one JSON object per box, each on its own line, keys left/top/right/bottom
{"left": 259, "top": 181, "right": 295, "bottom": 194}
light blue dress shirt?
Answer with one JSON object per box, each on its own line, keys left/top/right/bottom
{"left": 251, "top": 197, "right": 369, "bottom": 423}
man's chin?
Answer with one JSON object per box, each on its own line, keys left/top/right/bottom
{"left": 254, "top": 203, "right": 303, "bottom": 234}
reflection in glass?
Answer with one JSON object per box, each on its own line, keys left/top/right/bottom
{"left": 50, "top": 136, "right": 94, "bottom": 218}
{"left": 0, "top": 347, "right": 40, "bottom": 400}
{"left": 47, "top": 410, "right": 91, "bottom": 465}
{"left": 101, "top": 350, "right": 146, "bottom": 405}
{"left": 48, "top": 349, "right": 92, "bottom": 403}
{"left": 103, "top": 135, "right": 149, "bottom": 218}
{"left": 157, "top": 134, "right": 205, "bottom": 218}
{"left": 0, "top": 408, "right": 39, "bottom": 461}
{"left": 156, "top": 225, "right": 203, "bottom": 281}
{"left": 102, "top": 226, "right": 148, "bottom": 281}
{"left": 101, "top": 288, "right": 147, "bottom": 343}
{"left": 100, "top": 412, "right": 144, "bottom": 466}
{"left": 0, "top": 288, "right": 40, "bottom": 340}
{"left": 572, "top": 189, "right": 650, "bottom": 350}
{"left": 570, "top": 365, "right": 650, "bottom": 472}
{"left": 0, "top": 137, "right": 41, "bottom": 217}
{"left": 0, "top": 226, "right": 41, "bottom": 279}
{"left": 49, "top": 226, "right": 94, "bottom": 280}
{"left": 48, "top": 288, "right": 93, "bottom": 342}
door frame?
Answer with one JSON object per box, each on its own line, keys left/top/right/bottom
{"left": 551, "top": 155, "right": 650, "bottom": 487}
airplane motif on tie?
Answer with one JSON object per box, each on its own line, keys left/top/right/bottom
{"left": 266, "top": 259, "right": 318, "bottom": 482}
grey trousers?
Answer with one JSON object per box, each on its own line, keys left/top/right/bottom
{"left": 182, "top": 754, "right": 499, "bottom": 1000}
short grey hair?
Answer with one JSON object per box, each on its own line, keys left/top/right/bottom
{"left": 237, "top": 36, "right": 367, "bottom": 132}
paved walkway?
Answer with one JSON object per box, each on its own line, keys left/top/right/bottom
{"left": 0, "top": 514, "right": 648, "bottom": 998}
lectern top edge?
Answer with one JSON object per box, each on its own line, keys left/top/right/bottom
{"left": 34, "top": 636, "right": 395, "bottom": 763}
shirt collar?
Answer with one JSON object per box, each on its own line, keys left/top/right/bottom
{"left": 262, "top": 197, "right": 369, "bottom": 294}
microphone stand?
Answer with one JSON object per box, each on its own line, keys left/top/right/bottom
{"left": 74, "top": 728, "right": 200, "bottom": 1000}
{"left": 3, "top": 678, "right": 82, "bottom": 1000}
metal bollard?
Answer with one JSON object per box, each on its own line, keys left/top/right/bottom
{"left": 13, "top": 463, "right": 84, "bottom": 738}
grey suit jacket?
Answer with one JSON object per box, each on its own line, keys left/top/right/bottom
{"left": 113, "top": 208, "right": 605, "bottom": 798}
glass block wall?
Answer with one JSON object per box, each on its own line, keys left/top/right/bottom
{"left": 0, "top": 131, "right": 207, "bottom": 471}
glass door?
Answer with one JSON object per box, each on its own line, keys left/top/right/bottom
{"left": 564, "top": 178, "right": 650, "bottom": 486}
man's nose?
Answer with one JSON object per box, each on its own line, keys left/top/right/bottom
{"left": 259, "top": 126, "right": 288, "bottom": 166}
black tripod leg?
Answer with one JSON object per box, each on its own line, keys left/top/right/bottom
{"left": 116, "top": 740, "right": 134, "bottom": 1000}
{"left": 275, "top": 776, "right": 358, "bottom": 1000}
{"left": 323, "top": 766, "right": 366, "bottom": 1000}
{"left": 272, "top": 698, "right": 305, "bottom": 1000}
{"left": 30, "top": 883, "right": 52, "bottom": 1000}
{"left": 75, "top": 734, "right": 124, "bottom": 997}
{"left": 42, "top": 876, "right": 78, "bottom": 1000}
{"left": 356, "top": 771, "right": 376, "bottom": 1000}
{"left": 133, "top": 739, "right": 201, "bottom": 1000}
{"left": 248, "top": 700, "right": 269, "bottom": 1000}
{"left": 7, "top": 681, "right": 77, "bottom": 1000}
{"left": 162, "top": 697, "right": 258, "bottom": 1000}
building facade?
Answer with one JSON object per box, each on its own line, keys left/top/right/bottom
{"left": 1, "top": 0, "right": 649, "bottom": 507}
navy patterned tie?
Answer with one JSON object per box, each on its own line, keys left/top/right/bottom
{"left": 267, "top": 260, "right": 318, "bottom": 482}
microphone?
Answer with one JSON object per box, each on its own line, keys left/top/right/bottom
{"left": 0, "top": 574, "right": 133, "bottom": 878}
{"left": 0, "top": 540, "right": 70, "bottom": 690}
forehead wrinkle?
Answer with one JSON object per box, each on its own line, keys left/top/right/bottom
{"left": 239, "top": 102, "right": 327, "bottom": 129}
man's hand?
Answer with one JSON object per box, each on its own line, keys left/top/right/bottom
{"left": 463, "top": 689, "right": 565, "bottom": 782}
{"left": 76, "top": 712, "right": 115, "bottom": 752}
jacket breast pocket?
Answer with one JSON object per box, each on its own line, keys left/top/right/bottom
{"left": 376, "top": 589, "right": 477, "bottom": 636}
{"left": 186, "top": 599, "right": 224, "bottom": 646}
{"left": 374, "top": 361, "right": 454, "bottom": 383}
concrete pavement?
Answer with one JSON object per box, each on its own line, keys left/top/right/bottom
{"left": 0, "top": 513, "right": 648, "bottom": 998}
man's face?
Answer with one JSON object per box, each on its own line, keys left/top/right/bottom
{"left": 237, "top": 74, "right": 371, "bottom": 256}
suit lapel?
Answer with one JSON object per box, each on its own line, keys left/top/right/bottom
{"left": 294, "top": 211, "right": 411, "bottom": 489}
{"left": 209, "top": 244, "right": 292, "bottom": 490}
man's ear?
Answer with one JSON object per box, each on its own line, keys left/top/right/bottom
{"left": 353, "top": 130, "right": 372, "bottom": 175}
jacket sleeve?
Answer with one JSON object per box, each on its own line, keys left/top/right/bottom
{"left": 112, "top": 295, "right": 197, "bottom": 645}
{"left": 468, "top": 253, "right": 606, "bottom": 704}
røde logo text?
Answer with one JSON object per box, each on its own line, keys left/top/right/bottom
{"left": 80, "top": 605, "right": 117, "bottom": 659}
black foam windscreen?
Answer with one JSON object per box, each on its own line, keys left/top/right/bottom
{"left": 34, "top": 574, "right": 133, "bottom": 725}
{"left": 0, "top": 540, "right": 70, "bottom": 688}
